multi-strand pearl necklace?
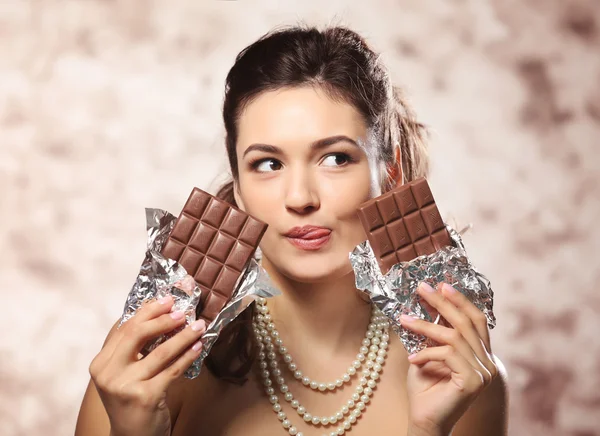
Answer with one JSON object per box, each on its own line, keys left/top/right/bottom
{"left": 253, "top": 297, "right": 390, "bottom": 436}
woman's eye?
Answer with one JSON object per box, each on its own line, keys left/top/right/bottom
{"left": 254, "top": 159, "right": 282, "bottom": 172}
{"left": 322, "top": 153, "right": 352, "bottom": 167}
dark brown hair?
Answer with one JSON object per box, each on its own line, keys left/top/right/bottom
{"left": 204, "top": 25, "right": 429, "bottom": 384}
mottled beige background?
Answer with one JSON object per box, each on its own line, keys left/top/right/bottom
{"left": 1, "top": 0, "right": 599, "bottom": 435}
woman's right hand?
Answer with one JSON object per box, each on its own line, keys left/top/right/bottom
{"left": 89, "top": 295, "right": 206, "bottom": 436}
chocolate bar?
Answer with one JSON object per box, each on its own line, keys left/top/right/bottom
{"left": 161, "top": 188, "right": 267, "bottom": 323}
{"left": 357, "top": 178, "right": 452, "bottom": 273}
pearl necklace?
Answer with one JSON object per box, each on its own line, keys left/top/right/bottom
{"left": 253, "top": 297, "right": 390, "bottom": 436}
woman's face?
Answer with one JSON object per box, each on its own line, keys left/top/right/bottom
{"left": 234, "top": 86, "right": 378, "bottom": 283}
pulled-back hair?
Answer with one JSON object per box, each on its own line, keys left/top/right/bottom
{"left": 204, "top": 25, "right": 429, "bottom": 384}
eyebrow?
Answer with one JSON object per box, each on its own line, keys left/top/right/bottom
{"left": 242, "top": 135, "right": 359, "bottom": 158}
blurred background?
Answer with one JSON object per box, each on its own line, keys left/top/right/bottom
{"left": 1, "top": 0, "right": 599, "bottom": 434}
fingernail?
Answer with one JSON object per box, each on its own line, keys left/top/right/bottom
{"left": 400, "top": 314, "right": 417, "bottom": 324}
{"left": 442, "top": 283, "right": 456, "bottom": 294}
{"left": 419, "top": 282, "right": 436, "bottom": 293}
{"left": 170, "top": 311, "right": 185, "bottom": 320}
{"left": 408, "top": 353, "right": 418, "bottom": 360}
{"left": 159, "top": 296, "right": 172, "bottom": 304}
{"left": 192, "top": 340, "right": 203, "bottom": 352}
{"left": 191, "top": 319, "right": 206, "bottom": 332}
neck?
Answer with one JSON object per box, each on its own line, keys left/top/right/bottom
{"left": 260, "top": 257, "right": 372, "bottom": 359}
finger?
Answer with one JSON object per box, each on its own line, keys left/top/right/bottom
{"left": 135, "top": 318, "right": 207, "bottom": 380}
{"left": 419, "top": 282, "right": 495, "bottom": 377}
{"left": 408, "top": 345, "right": 485, "bottom": 393}
{"left": 150, "top": 338, "right": 204, "bottom": 390}
{"left": 400, "top": 314, "right": 493, "bottom": 386}
{"left": 440, "top": 283, "right": 492, "bottom": 352}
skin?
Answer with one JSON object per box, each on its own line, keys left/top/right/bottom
{"left": 75, "top": 86, "right": 508, "bottom": 436}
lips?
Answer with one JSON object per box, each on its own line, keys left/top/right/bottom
{"left": 284, "top": 225, "right": 332, "bottom": 251}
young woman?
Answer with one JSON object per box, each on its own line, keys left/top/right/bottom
{"left": 75, "top": 26, "right": 508, "bottom": 436}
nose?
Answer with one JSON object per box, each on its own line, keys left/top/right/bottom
{"left": 284, "top": 168, "right": 320, "bottom": 215}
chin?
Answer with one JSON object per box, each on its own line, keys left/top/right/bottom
{"left": 263, "top": 252, "right": 353, "bottom": 284}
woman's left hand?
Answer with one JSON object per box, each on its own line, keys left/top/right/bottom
{"left": 401, "top": 282, "right": 499, "bottom": 435}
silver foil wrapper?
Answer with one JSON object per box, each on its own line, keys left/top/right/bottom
{"left": 350, "top": 226, "right": 496, "bottom": 355}
{"left": 119, "top": 208, "right": 280, "bottom": 379}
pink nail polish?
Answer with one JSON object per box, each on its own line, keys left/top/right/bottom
{"left": 408, "top": 353, "right": 418, "bottom": 360}
{"left": 159, "top": 296, "right": 172, "bottom": 304}
{"left": 192, "top": 340, "right": 202, "bottom": 352}
{"left": 419, "top": 282, "right": 436, "bottom": 293}
{"left": 170, "top": 311, "right": 185, "bottom": 320}
{"left": 442, "top": 283, "right": 456, "bottom": 294}
{"left": 191, "top": 319, "right": 206, "bottom": 332}
{"left": 400, "top": 314, "right": 417, "bottom": 323}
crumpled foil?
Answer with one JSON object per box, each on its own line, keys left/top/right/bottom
{"left": 119, "top": 208, "right": 280, "bottom": 379}
{"left": 350, "top": 226, "right": 496, "bottom": 355}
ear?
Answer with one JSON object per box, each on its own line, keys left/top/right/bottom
{"left": 232, "top": 180, "right": 246, "bottom": 211}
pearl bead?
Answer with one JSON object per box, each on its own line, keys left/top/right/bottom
{"left": 312, "top": 416, "right": 320, "bottom": 425}
{"left": 320, "top": 416, "right": 329, "bottom": 425}
{"left": 351, "top": 393, "right": 360, "bottom": 401}
{"left": 366, "top": 330, "right": 374, "bottom": 338}
{"left": 278, "top": 411, "right": 286, "bottom": 420}
{"left": 264, "top": 379, "right": 272, "bottom": 387}
{"left": 280, "top": 384, "right": 289, "bottom": 393}
{"left": 303, "top": 413, "right": 312, "bottom": 422}
{"left": 357, "top": 401, "right": 365, "bottom": 411}
{"left": 342, "top": 405, "right": 349, "bottom": 414}
{"left": 289, "top": 427, "right": 298, "bottom": 435}
{"left": 291, "top": 399, "right": 299, "bottom": 408}
{"left": 269, "top": 360, "right": 278, "bottom": 369}
{"left": 327, "top": 382, "right": 336, "bottom": 390}
{"left": 272, "top": 330, "right": 280, "bottom": 338}
{"left": 266, "top": 387, "right": 275, "bottom": 395}
{"left": 335, "top": 379, "right": 343, "bottom": 387}
{"left": 279, "top": 346, "right": 287, "bottom": 354}
{"left": 261, "top": 370, "right": 269, "bottom": 379}
{"left": 344, "top": 420, "right": 351, "bottom": 430}
{"left": 373, "top": 363, "right": 382, "bottom": 372}
{"left": 276, "top": 376, "right": 285, "bottom": 385}
{"left": 362, "top": 338, "right": 370, "bottom": 346}
{"left": 336, "top": 412, "right": 344, "bottom": 421}
{"left": 369, "top": 345, "right": 378, "bottom": 353}
{"left": 364, "top": 387, "right": 373, "bottom": 396}
{"left": 297, "top": 406, "right": 305, "bottom": 415}
{"left": 257, "top": 297, "right": 266, "bottom": 304}
{"left": 329, "top": 415, "right": 338, "bottom": 424}
{"left": 275, "top": 338, "right": 283, "bottom": 346}
{"left": 264, "top": 314, "right": 272, "bottom": 321}
{"left": 353, "top": 359, "right": 362, "bottom": 368}
{"left": 360, "top": 346, "right": 368, "bottom": 354}
{"left": 342, "top": 374, "right": 350, "bottom": 383}
{"left": 337, "top": 428, "right": 345, "bottom": 435}
{"left": 310, "top": 381, "right": 318, "bottom": 389}
{"left": 273, "top": 403, "right": 282, "bottom": 412}
{"left": 359, "top": 377, "right": 368, "bottom": 385}
{"left": 267, "top": 352, "right": 276, "bottom": 360}
{"left": 289, "top": 362, "right": 297, "bottom": 371}
{"left": 284, "top": 354, "right": 292, "bottom": 363}
{"left": 377, "top": 349, "right": 386, "bottom": 357}
{"left": 294, "top": 370, "right": 302, "bottom": 379}
{"left": 258, "top": 352, "right": 265, "bottom": 360}
{"left": 269, "top": 395, "right": 278, "bottom": 404}
{"left": 285, "top": 392, "right": 293, "bottom": 401}
{"left": 318, "top": 383, "right": 327, "bottom": 391}
{"left": 368, "top": 379, "right": 377, "bottom": 388}
{"left": 347, "top": 399, "right": 355, "bottom": 408}
{"left": 347, "top": 367, "right": 356, "bottom": 376}
{"left": 356, "top": 385, "right": 364, "bottom": 393}
{"left": 367, "top": 352, "right": 376, "bottom": 360}
{"left": 366, "top": 360, "right": 374, "bottom": 368}
{"left": 368, "top": 323, "right": 376, "bottom": 331}
{"left": 349, "top": 415, "right": 357, "bottom": 424}
{"left": 259, "top": 361, "right": 267, "bottom": 369}
{"left": 282, "top": 419, "right": 291, "bottom": 429}
{"left": 376, "top": 356, "right": 385, "bottom": 364}
{"left": 362, "top": 369, "right": 371, "bottom": 377}
{"left": 302, "top": 377, "right": 310, "bottom": 385}
{"left": 371, "top": 337, "right": 380, "bottom": 345}
{"left": 370, "top": 372, "right": 379, "bottom": 380}
{"left": 361, "top": 394, "right": 369, "bottom": 403}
